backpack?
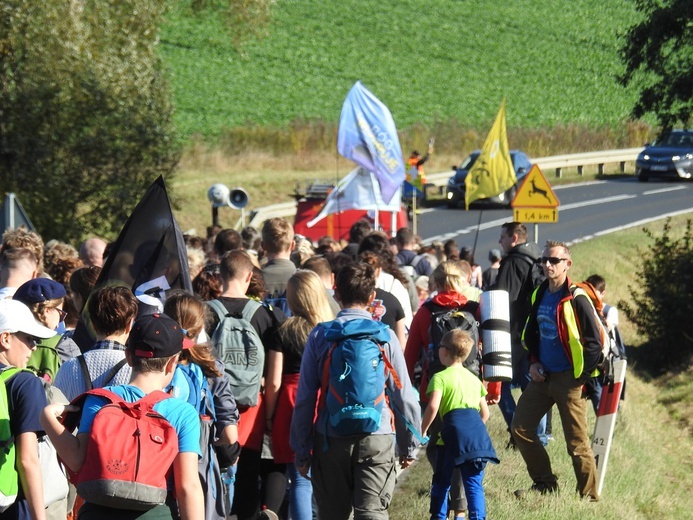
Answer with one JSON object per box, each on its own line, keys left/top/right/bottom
{"left": 0, "top": 368, "right": 69, "bottom": 510}
{"left": 318, "top": 319, "right": 402, "bottom": 436}
{"left": 63, "top": 389, "right": 178, "bottom": 510}
{"left": 171, "top": 364, "right": 226, "bottom": 520}
{"left": 424, "top": 300, "right": 481, "bottom": 378}
{"left": 570, "top": 282, "right": 614, "bottom": 360}
{"left": 264, "top": 289, "right": 292, "bottom": 317}
{"left": 401, "top": 254, "right": 423, "bottom": 279}
{"left": 208, "top": 299, "right": 265, "bottom": 407}
{"left": 0, "top": 369, "right": 19, "bottom": 512}
{"left": 77, "top": 355, "right": 128, "bottom": 391}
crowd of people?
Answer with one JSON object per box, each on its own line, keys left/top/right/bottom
{"left": 0, "top": 217, "right": 621, "bottom": 520}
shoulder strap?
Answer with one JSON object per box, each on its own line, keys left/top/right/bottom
{"left": 77, "top": 355, "right": 93, "bottom": 391}
{"left": 135, "top": 389, "right": 172, "bottom": 411}
{"left": 102, "top": 359, "right": 128, "bottom": 387}
{"left": 207, "top": 299, "right": 228, "bottom": 321}
{"left": 241, "top": 299, "right": 263, "bottom": 323}
{"left": 0, "top": 366, "right": 21, "bottom": 383}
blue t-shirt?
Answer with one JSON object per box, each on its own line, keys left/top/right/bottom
{"left": 78, "top": 385, "right": 202, "bottom": 457}
{"left": 537, "top": 289, "right": 572, "bottom": 373}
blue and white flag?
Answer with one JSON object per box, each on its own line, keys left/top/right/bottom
{"left": 338, "top": 81, "right": 405, "bottom": 204}
{"left": 307, "top": 167, "right": 401, "bottom": 228}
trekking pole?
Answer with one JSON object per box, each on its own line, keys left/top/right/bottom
{"left": 471, "top": 209, "right": 483, "bottom": 259}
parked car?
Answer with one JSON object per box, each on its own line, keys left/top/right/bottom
{"left": 446, "top": 150, "right": 533, "bottom": 208}
{"left": 636, "top": 130, "right": 693, "bottom": 182}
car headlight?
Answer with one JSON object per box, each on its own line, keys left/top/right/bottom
{"left": 642, "top": 154, "right": 650, "bottom": 160}
{"left": 673, "top": 155, "right": 680, "bottom": 161}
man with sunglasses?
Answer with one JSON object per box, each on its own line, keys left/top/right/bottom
{"left": 511, "top": 241, "right": 602, "bottom": 501}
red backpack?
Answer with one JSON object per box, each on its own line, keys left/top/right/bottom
{"left": 63, "top": 388, "right": 179, "bottom": 510}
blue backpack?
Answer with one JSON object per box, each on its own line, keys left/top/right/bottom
{"left": 319, "top": 319, "right": 402, "bottom": 436}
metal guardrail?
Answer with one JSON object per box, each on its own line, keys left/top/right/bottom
{"left": 247, "top": 147, "right": 644, "bottom": 228}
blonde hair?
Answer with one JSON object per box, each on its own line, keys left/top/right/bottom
{"left": 286, "top": 270, "right": 334, "bottom": 326}
{"left": 431, "top": 260, "right": 468, "bottom": 294}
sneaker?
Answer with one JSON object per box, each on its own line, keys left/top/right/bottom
{"left": 514, "top": 483, "right": 558, "bottom": 498}
{"left": 505, "top": 436, "right": 516, "bottom": 450}
{"left": 257, "top": 510, "right": 279, "bottom": 520}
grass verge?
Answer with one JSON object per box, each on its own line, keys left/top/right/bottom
{"left": 389, "top": 215, "right": 693, "bottom": 519}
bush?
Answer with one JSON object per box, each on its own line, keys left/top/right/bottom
{"left": 620, "top": 219, "right": 693, "bottom": 371}
{"left": 0, "top": 0, "right": 179, "bottom": 244}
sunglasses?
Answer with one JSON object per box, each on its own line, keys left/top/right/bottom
{"left": 52, "top": 307, "right": 68, "bottom": 322}
{"left": 539, "top": 256, "right": 568, "bottom": 265}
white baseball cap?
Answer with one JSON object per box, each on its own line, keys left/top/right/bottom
{"left": 0, "top": 299, "right": 57, "bottom": 339}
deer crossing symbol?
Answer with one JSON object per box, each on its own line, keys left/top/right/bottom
{"left": 528, "top": 179, "right": 552, "bottom": 203}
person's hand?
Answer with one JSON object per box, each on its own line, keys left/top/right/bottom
{"left": 295, "top": 458, "right": 311, "bottom": 478}
{"left": 529, "top": 363, "right": 547, "bottom": 382}
{"left": 399, "top": 454, "right": 415, "bottom": 470}
{"left": 486, "top": 393, "right": 500, "bottom": 405}
{"left": 44, "top": 403, "right": 79, "bottom": 419}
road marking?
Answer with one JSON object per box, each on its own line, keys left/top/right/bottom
{"left": 643, "top": 186, "right": 687, "bottom": 195}
{"left": 567, "top": 208, "right": 693, "bottom": 246}
{"left": 560, "top": 194, "right": 636, "bottom": 210}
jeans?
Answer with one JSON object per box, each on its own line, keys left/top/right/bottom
{"left": 287, "top": 462, "right": 314, "bottom": 520}
{"left": 224, "top": 464, "right": 237, "bottom": 515}
{"left": 425, "top": 415, "right": 466, "bottom": 512}
{"left": 511, "top": 370, "right": 598, "bottom": 499}
{"left": 430, "top": 446, "right": 486, "bottom": 520}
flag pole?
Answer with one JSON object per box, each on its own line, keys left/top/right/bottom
{"left": 471, "top": 209, "right": 483, "bottom": 260}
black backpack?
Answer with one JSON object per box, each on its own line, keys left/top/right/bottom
{"left": 424, "top": 300, "right": 481, "bottom": 378}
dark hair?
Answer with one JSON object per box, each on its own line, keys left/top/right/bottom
{"left": 395, "top": 227, "right": 415, "bottom": 247}
{"left": 358, "top": 232, "right": 410, "bottom": 287}
{"left": 327, "top": 252, "right": 355, "bottom": 276}
{"left": 241, "top": 226, "right": 262, "bottom": 252}
{"left": 444, "top": 239, "right": 459, "bottom": 261}
{"left": 69, "top": 266, "right": 102, "bottom": 303}
{"left": 88, "top": 286, "right": 138, "bottom": 337}
{"left": 192, "top": 263, "right": 222, "bottom": 301}
{"left": 501, "top": 222, "right": 528, "bottom": 242}
{"left": 585, "top": 274, "right": 606, "bottom": 293}
{"left": 129, "top": 354, "right": 177, "bottom": 373}
{"left": 214, "top": 229, "right": 243, "bottom": 258}
{"left": 348, "top": 219, "right": 372, "bottom": 244}
{"left": 335, "top": 262, "right": 376, "bottom": 306}
{"left": 247, "top": 267, "right": 266, "bottom": 300}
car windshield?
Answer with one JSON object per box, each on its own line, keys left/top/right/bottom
{"left": 652, "top": 131, "right": 693, "bottom": 148}
{"left": 459, "top": 153, "right": 480, "bottom": 170}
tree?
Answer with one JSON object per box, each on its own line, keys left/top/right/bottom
{"left": 0, "top": 0, "right": 179, "bottom": 244}
{"left": 619, "top": 0, "right": 693, "bottom": 130}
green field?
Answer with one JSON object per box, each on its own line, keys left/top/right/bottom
{"left": 160, "top": 0, "right": 642, "bottom": 138}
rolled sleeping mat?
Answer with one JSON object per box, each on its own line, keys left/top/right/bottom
{"left": 480, "top": 290, "right": 512, "bottom": 382}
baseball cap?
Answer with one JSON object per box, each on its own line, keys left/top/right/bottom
{"left": 127, "top": 313, "right": 193, "bottom": 359}
{"left": 13, "top": 278, "right": 67, "bottom": 305}
{"left": 0, "top": 299, "right": 57, "bottom": 339}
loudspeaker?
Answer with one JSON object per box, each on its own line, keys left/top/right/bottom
{"left": 207, "top": 183, "right": 231, "bottom": 208}
{"left": 228, "top": 188, "right": 249, "bottom": 209}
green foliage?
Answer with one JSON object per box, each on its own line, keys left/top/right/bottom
{"left": 620, "top": 218, "right": 693, "bottom": 371}
{"left": 619, "top": 0, "right": 693, "bottom": 129}
{"left": 160, "top": 0, "right": 642, "bottom": 139}
{"left": 0, "top": 0, "right": 179, "bottom": 243}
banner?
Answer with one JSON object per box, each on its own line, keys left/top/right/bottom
{"left": 307, "top": 167, "right": 401, "bottom": 228}
{"left": 73, "top": 176, "right": 192, "bottom": 351}
{"left": 465, "top": 99, "right": 516, "bottom": 209}
{"left": 337, "top": 81, "right": 405, "bottom": 204}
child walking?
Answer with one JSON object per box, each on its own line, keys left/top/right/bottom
{"left": 421, "top": 329, "right": 499, "bottom": 520}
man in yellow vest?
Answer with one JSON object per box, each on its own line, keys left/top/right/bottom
{"left": 512, "top": 240, "right": 602, "bottom": 501}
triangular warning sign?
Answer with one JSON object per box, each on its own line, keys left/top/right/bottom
{"left": 511, "top": 165, "right": 560, "bottom": 208}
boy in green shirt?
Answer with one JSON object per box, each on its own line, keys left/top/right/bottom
{"left": 421, "top": 330, "right": 499, "bottom": 520}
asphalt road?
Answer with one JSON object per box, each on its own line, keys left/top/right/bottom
{"left": 415, "top": 176, "right": 693, "bottom": 270}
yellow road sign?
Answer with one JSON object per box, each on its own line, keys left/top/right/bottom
{"left": 512, "top": 165, "right": 560, "bottom": 208}
{"left": 513, "top": 207, "right": 558, "bottom": 223}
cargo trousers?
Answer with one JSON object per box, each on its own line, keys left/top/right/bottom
{"left": 511, "top": 369, "right": 598, "bottom": 500}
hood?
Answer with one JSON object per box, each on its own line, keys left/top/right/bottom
{"left": 322, "top": 318, "right": 391, "bottom": 343}
{"left": 509, "top": 241, "right": 543, "bottom": 262}
{"left": 431, "top": 291, "right": 470, "bottom": 308}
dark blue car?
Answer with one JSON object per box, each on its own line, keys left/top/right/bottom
{"left": 636, "top": 130, "right": 693, "bottom": 182}
{"left": 446, "top": 150, "right": 533, "bottom": 208}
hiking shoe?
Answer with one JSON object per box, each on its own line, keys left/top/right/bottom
{"left": 514, "top": 483, "right": 558, "bottom": 498}
{"left": 258, "top": 510, "right": 279, "bottom": 520}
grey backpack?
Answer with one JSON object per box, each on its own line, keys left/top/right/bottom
{"left": 208, "top": 299, "right": 265, "bottom": 407}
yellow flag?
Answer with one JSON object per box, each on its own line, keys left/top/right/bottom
{"left": 465, "top": 99, "right": 516, "bottom": 209}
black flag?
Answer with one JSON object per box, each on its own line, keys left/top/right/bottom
{"left": 74, "top": 176, "right": 192, "bottom": 351}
